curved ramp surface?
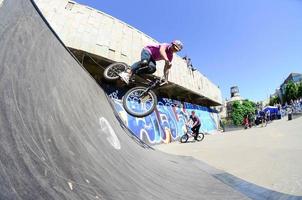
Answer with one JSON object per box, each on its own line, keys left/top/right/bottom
{"left": 0, "top": 1, "right": 250, "bottom": 199}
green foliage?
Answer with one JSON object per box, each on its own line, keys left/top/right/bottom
{"left": 298, "top": 82, "right": 302, "bottom": 98}
{"left": 231, "top": 101, "right": 243, "bottom": 125}
{"left": 269, "top": 96, "right": 280, "bottom": 106}
{"left": 231, "top": 100, "right": 256, "bottom": 126}
{"left": 284, "top": 81, "right": 298, "bottom": 103}
{"left": 222, "top": 118, "right": 232, "bottom": 126}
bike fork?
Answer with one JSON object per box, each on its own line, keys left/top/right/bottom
{"left": 139, "top": 81, "right": 158, "bottom": 98}
{"left": 139, "top": 88, "right": 150, "bottom": 98}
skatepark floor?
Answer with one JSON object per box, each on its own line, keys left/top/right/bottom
{"left": 156, "top": 116, "right": 302, "bottom": 196}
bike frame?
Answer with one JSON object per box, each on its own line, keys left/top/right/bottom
{"left": 139, "top": 78, "right": 161, "bottom": 98}
{"left": 105, "top": 62, "right": 167, "bottom": 117}
{"left": 183, "top": 124, "right": 198, "bottom": 138}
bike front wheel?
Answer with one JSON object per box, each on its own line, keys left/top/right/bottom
{"left": 180, "top": 134, "right": 189, "bottom": 143}
{"left": 122, "top": 86, "right": 157, "bottom": 117}
{"left": 103, "top": 62, "right": 128, "bottom": 81}
{"left": 196, "top": 133, "right": 205, "bottom": 142}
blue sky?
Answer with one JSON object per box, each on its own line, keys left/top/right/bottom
{"left": 76, "top": 0, "right": 302, "bottom": 102}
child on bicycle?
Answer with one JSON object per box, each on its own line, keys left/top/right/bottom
{"left": 119, "top": 40, "right": 183, "bottom": 84}
{"left": 187, "top": 111, "right": 201, "bottom": 140}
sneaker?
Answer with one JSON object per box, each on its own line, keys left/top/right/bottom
{"left": 119, "top": 72, "right": 131, "bottom": 84}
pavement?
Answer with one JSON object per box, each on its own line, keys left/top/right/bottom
{"left": 156, "top": 116, "right": 302, "bottom": 196}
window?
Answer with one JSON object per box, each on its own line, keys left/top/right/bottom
{"left": 293, "top": 75, "right": 302, "bottom": 83}
{"left": 65, "top": 2, "right": 75, "bottom": 10}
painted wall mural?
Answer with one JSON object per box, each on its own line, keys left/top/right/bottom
{"left": 105, "top": 87, "right": 219, "bottom": 145}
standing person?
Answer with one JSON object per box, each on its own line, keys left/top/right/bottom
{"left": 183, "top": 56, "right": 192, "bottom": 69}
{"left": 219, "top": 118, "right": 225, "bottom": 132}
{"left": 265, "top": 110, "right": 270, "bottom": 122}
{"left": 119, "top": 40, "right": 183, "bottom": 84}
{"left": 189, "top": 111, "right": 201, "bottom": 140}
{"left": 243, "top": 115, "right": 249, "bottom": 129}
{"left": 183, "top": 56, "right": 196, "bottom": 72}
{"left": 259, "top": 110, "right": 265, "bottom": 127}
{"left": 248, "top": 113, "right": 254, "bottom": 128}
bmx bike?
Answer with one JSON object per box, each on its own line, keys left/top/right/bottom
{"left": 103, "top": 62, "right": 166, "bottom": 118}
{"left": 180, "top": 124, "right": 205, "bottom": 143}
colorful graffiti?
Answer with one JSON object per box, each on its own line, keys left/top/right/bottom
{"left": 105, "top": 87, "right": 219, "bottom": 145}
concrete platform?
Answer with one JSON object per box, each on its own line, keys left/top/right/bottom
{"left": 156, "top": 117, "right": 302, "bottom": 197}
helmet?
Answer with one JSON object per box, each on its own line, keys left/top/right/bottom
{"left": 171, "top": 40, "right": 183, "bottom": 51}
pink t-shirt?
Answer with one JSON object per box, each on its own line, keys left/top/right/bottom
{"left": 144, "top": 43, "right": 174, "bottom": 62}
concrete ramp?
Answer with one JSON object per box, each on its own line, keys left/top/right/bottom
{"left": 0, "top": 1, "right": 250, "bottom": 199}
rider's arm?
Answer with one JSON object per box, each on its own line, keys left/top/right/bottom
{"left": 160, "top": 45, "right": 172, "bottom": 80}
{"left": 163, "top": 64, "right": 171, "bottom": 81}
{"left": 185, "top": 118, "right": 191, "bottom": 126}
{"left": 159, "top": 45, "right": 170, "bottom": 63}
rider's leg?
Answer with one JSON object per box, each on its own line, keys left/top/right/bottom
{"left": 191, "top": 126, "right": 197, "bottom": 137}
{"left": 146, "top": 60, "right": 156, "bottom": 74}
{"left": 135, "top": 60, "right": 156, "bottom": 75}
{"left": 120, "top": 49, "right": 152, "bottom": 84}
{"left": 131, "top": 49, "right": 152, "bottom": 75}
{"left": 192, "top": 125, "right": 201, "bottom": 140}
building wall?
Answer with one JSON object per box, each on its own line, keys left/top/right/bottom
{"left": 280, "top": 73, "right": 302, "bottom": 96}
{"left": 218, "top": 100, "right": 227, "bottom": 119}
{"left": 35, "top": 0, "right": 222, "bottom": 105}
{"left": 105, "top": 86, "right": 219, "bottom": 145}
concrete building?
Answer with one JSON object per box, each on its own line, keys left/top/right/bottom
{"left": 32, "top": 0, "right": 224, "bottom": 143}
{"left": 35, "top": 0, "right": 222, "bottom": 107}
{"left": 218, "top": 99, "right": 227, "bottom": 119}
{"left": 226, "top": 86, "right": 243, "bottom": 118}
{"left": 280, "top": 73, "right": 302, "bottom": 97}
{"left": 267, "top": 73, "right": 302, "bottom": 105}
{"left": 274, "top": 88, "right": 282, "bottom": 103}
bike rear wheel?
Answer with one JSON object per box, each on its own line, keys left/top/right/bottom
{"left": 104, "top": 62, "right": 128, "bottom": 81}
{"left": 180, "top": 134, "right": 189, "bottom": 143}
{"left": 122, "top": 86, "right": 157, "bottom": 117}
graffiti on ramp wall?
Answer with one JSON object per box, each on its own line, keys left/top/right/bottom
{"left": 106, "top": 88, "right": 219, "bottom": 145}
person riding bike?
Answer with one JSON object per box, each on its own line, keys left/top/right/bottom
{"left": 188, "top": 111, "right": 201, "bottom": 140}
{"left": 119, "top": 40, "right": 183, "bottom": 84}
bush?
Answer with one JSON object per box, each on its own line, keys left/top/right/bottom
{"left": 269, "top": 96, "right": 280, "bottom": 106}
{"left": 298, "top": 82, "right": 302, "bottom": 99}
{"left": 231, "top": 100, "right": 256, "bottom": 126}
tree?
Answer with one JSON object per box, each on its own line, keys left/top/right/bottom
{"left": 242, "top": 100, "right": 256, "bottom": 116}
{"left": 231, "top": 100, "right": 256, "bottom": 126}
{"left": 284, "top": 81, "right": 298, "bottom": 103}
{"left": 269, "top": 96, "right": 280, "bottom": 106}
{"left": 297, "top": 82, "right": 302, "bottom": 99}
{"left": 231, "top": 101, "right": 244, "bottom": 126}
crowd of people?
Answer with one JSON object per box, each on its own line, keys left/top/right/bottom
{"left": 183, "top": 56, "right": 197, "bottom": 72}
{"left": 242, "top": 99, "right": 302, "bottom": 129}
{"left": 288, "top": 98, "right": 302, "bottom": 113}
